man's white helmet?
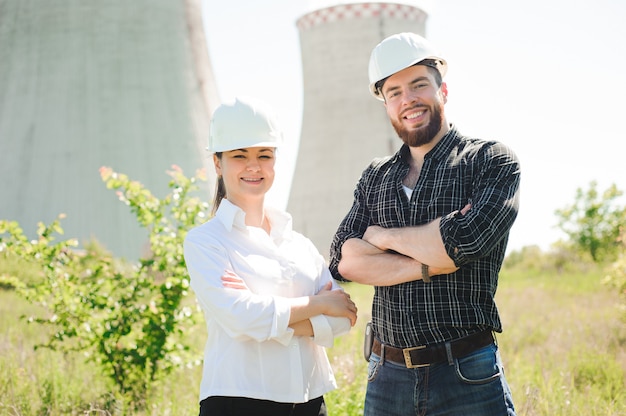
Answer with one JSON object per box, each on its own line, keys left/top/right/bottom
{"left": 207, "top": 96, "right": 283, "bottom": 153}
{"left": 368, "top": 32, "right": 447, "bottom": 100}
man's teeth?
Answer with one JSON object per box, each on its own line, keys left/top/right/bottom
{"left": 406, "top": 111, "right": 424, "bottom": 119}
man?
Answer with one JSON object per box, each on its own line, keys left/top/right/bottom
{"left": 329, "top": 32, "right": 519, "bottom": 415}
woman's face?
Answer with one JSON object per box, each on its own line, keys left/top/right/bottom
{"left": 214, "top": 147, "right": 276, "bottom": 206}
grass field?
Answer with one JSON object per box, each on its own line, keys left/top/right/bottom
{"left": 1, "top": 264, "right": 625, "bottom": 415}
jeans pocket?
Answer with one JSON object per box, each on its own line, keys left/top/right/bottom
{"left": 367, "top": 353, "right": 382, "bottom": 382}
{"left": 454, "top": 344, "right": 501, "bottom": 385}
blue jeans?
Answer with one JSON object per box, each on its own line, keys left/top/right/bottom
{"left": 364, "top": 342, "right": 516, "bottom": 416}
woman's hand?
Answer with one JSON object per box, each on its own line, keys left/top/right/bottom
{"left": 313, "top": 282, "right": 358, "bottom": 326}
{"left": 223, "top": 271, "right": 358, "bottom": 327}
{"left": 221, "top": 270, "right": 249, "bottom": 290}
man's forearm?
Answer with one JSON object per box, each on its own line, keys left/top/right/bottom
{"left": 364, "top": 218, "right": 457, "bottom": 268}
{"left": 337, "top": 238, "right": 423, "bottom": 286}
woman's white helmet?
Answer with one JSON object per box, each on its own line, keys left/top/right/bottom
{"left": 207, "top": 96, "right": 283, "bottom": 153}
{"left": 368, "top": 32, "right": 447, "bottom": 100}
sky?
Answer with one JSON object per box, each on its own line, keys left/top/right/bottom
{"left": 200, "top": 0, "right": 626, "bottom": 253}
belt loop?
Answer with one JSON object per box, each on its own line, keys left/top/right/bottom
{"left": 445, "top": 342, "right": 454, "bottom": 366}
{"left": 381, "top": 343, "right": 386, "bottom": 365}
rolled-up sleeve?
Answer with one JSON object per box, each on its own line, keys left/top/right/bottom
{"left": 439, "top": 141, "right": 521, "bottom": 266}
{"left": 310, "top": 245, "right": 353, "bottom": 344}
{"left": 329, "top": 166, "right": 373, "bottom": 281}
{"left": 310, "top": 315, "right": 351, "bottom": 347}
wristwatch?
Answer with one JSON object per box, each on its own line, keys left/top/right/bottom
{"left": 422, "top": 263, "right": 431, "bottom": 283}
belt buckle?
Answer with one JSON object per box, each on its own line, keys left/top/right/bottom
{"left": 402, "top": 345, "right": 429, "bottom": 368}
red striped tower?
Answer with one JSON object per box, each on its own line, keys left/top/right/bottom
{"left": 288, "top": 2, "right": 428, "bottom": 257}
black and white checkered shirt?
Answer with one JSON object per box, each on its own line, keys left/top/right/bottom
{"left": 329, "top": 125, "right": 521, "bottom": 348}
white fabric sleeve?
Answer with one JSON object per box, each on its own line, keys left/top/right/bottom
{"left": 271, "top": 295, "right": 295, "bottom": 346}
{"left": 309, "top": 315, "right": 351, "bottom": 347}
{"left": 305, "top": 239, "right": 354, "bottom": 345}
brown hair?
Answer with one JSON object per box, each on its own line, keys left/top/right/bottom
{"left": 211, "top": 152, "right": 226, "bottom": 216}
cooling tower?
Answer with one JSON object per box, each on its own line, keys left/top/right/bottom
{"left": 0, "top": 0, "right": 218, "bottom": 259}
{"left": 288, "top": 2, "right": 428, "bottom": 258}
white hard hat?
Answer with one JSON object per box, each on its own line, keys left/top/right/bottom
{"left": 207, "top": 96, "right": 283, "bottom": 153}
{"left": 368, "top": 32, "right": 447, "bottom": 100}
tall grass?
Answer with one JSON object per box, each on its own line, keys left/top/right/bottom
{"left": 1, "top": 265, "right": 625, "bottom": 415}
{"left": 494, "top": 268, "right": 626, "bottom": 416}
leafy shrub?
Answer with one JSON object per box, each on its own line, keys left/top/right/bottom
{"left": 503, "top": 242, "right": 596, "bottom": 276}
{"left": 0, "top": 165, "right": 210, "bottom": 408}
{"left": 555, "top": 181, "right": 626, "bottom": 263}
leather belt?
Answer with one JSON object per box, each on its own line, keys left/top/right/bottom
{"left": 372, "top": 329, "right": 494, "bottom": 368}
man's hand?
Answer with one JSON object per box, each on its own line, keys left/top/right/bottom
{"left": 363, "top": 203, "right": 471, "bottom": 253}
{"left": 429, "top": 264, "right": 460, "bottom": 276}
{"left": 362, "top": 225, "right": 388, "bottom": 250}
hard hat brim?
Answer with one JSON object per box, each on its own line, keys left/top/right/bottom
{"left": 369, "top": 58, "right": 448, "bottom": 100}
{"left": 207, "top": 139, "right": 281, "bottom": 153}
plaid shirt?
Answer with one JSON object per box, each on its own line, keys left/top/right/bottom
{"left": 329, "top": 125, "right": 521, "bottom": 348}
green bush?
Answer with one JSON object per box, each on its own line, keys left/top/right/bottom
{"left": 555, "top": 181, "right": 626, "bottom": 263}
{"left": 0, "top": 165, "right": 210, "bottom": 409}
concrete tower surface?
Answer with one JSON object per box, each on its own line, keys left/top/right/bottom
{"left": 288, "top": 2, "right": 428, "bottom": 258}
{"left": 0, "top": 0, "right": 219, "bottom": 259}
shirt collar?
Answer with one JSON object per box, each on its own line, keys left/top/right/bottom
{"left": 214, "top": 199, "right": 294, "bottom": 241}
{"left": 427, "top": 124, "right": 460, "bottom": 161}
{"left": 214, "top": 199, "right": 245, "bottom": 232}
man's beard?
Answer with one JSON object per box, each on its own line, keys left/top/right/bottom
{"left": 391, "top": 102, "right": 443, "bottom": 148}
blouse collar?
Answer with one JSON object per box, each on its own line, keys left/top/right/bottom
{"left": 215, "top": 199, "right": 293, "bottom": 242}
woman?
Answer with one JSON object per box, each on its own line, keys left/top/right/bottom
{"left": 184, "top": 96, "right": 358, "bottom": 416}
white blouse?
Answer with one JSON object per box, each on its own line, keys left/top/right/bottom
{"left": 184, "top": 199, "right": 352, "bottom": 404}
